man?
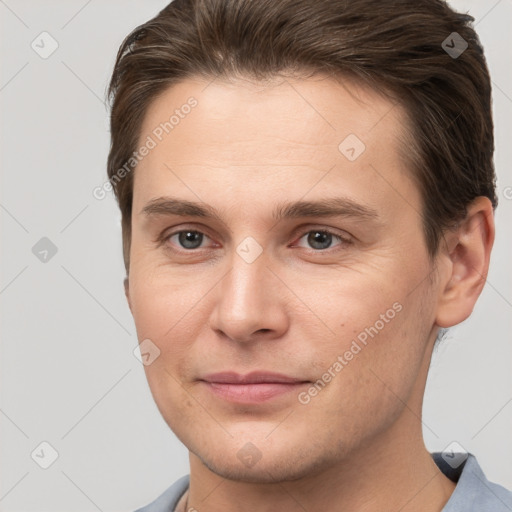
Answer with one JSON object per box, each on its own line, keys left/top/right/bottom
{"left": 106, "top": 0, "right": 512, "bottom": 510}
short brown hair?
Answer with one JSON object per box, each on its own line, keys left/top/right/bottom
{"left": 107, "top": 0, "right": 496, "bottom": 275}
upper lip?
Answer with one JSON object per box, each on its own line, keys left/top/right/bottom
{"left": 200, "top": 371, "right": 309, "bottom": 384}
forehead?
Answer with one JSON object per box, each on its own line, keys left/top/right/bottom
{"left": 132, "top": 74, "right": 418, "bottom": 219}
{"left": 139, "top": 73, "right": 406, "bottom": 160}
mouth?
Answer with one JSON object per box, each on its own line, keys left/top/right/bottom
{"left": 199, "top": 371, "right": 310, "bottom": 404}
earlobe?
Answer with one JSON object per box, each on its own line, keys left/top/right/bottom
{"left": 435, "top": 197, "right": 495, "bottom": 328}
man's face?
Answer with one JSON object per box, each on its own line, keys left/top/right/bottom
{"left": 127, "top": 75, "right": 441, "bottom": 482}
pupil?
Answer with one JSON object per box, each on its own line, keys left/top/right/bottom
{"left": 179, "top": 231, "right": 202, "bottom": 249}
{"left": 308, "top": 231, "right": 332, "bottom": 250}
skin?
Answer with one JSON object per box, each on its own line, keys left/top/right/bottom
{"left": 124, "top": 74, "right": 494, "bottom": 512}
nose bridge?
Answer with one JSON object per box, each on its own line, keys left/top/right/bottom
{"left": 224, "top": 246, "right": 269, "bottom": 316}
{"left": 212, "top": 241, "right": 282, "bottom": 341}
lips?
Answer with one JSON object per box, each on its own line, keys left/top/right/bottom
{"left": 201, "top": 371, "right": 307, "bottom": 384}
{"left": 199, "top": 371, "right": 310, "bottom": 403}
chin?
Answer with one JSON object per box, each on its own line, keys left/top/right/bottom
{"left": 188, "top": 434, "right": 343, "bottom": 484}
{"left": 198, "top": 454, "right": 326, "bottom": 483}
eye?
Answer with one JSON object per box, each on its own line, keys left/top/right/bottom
{"left": 160, "top": 227, "right": 352, "bottom": 253}
{"left": 166, "top": 230, "right": 213, "bottom": 250}
{"left": 294, "top": 229, "right": 351, "bottom": 251}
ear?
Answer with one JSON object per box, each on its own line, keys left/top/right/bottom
{"left": 435, "top": 197, "right": 495, "bottom": 328}
{"left": 124, "top": 277, "right": 132, "bottom": 312}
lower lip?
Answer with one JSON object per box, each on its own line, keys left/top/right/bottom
{"left": 202, "top": 381, "right": 308, "bottom": 403}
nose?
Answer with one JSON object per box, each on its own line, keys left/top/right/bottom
{"left": 209, "top": 245, "right": 289, "bottom": 344}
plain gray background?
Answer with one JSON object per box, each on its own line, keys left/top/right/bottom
{"left": 1, "top": 1, "right": 511, "bottom": 511}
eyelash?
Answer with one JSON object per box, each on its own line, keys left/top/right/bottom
{"left": 158, "top": 226, "right": 353, "bottom": 253}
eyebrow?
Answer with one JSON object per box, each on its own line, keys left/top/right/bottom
{"left": 140, "top": 196, "right": 379, "bottom": 223}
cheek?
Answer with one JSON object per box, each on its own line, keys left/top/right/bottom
{"left": 295, "top": 269, "right": 406, "bottom": 351}
{"left": 296, "top": 302, "right": 429, "bottom": 448}
{"left": 302, "top": 270, "right": 433, "bottom": 400}
{"left": 129, "top": 260, "right": 207, "bottom": 339}
{"left": 128, "top": 264, "right": 219, "bottom": 401}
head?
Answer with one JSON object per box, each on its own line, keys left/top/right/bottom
{"left": 107, "top": 0, "right": 496, "bottom": 482}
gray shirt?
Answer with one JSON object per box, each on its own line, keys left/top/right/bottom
{"left": 134, "top": 453, "right": 512, "bottom": 511}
